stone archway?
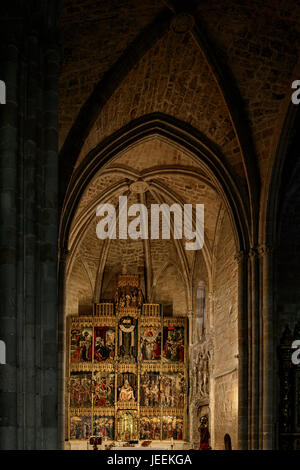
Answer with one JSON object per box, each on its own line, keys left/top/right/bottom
{"left": 58, "top": 115, "right": 250, "bottom": 449}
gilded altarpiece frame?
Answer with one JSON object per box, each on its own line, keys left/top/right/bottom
{"left": 66, "top": 275, "right": 188, "bottom": 442}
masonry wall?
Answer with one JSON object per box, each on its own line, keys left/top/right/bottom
{"left": 153, "top": 263, "right": 187, "bottom": 315}
{"left": 212, "top": 211, "right": 238, "bottom": 449}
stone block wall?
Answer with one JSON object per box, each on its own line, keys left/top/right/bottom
{"left": 212, "top": 211, "right": 238, "bottom": 449}
{"left": 213, "top": 370, "right": 238, "bottom": 449}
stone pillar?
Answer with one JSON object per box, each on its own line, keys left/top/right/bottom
{"left": 0, "top": 2, "right": 62, "bottom": 449}
{"left": 258, "top": 244, "right": 274, "bottom": 449}
{"left": 188, "top": 309, "right": 194, "bottom": 348}
{"left": 249, "top": 248, "right": 260, "bottom": 449}
{"left": 0, "top": 25, "right": 19, "bottom": 451}
{"left": 235, "top": 250, "right": 249, "bottom": 449}
{"left": 187, "top": 308, "right": 194, "bottom": 445}
{"left": 57, "top": 249, "right": 70, "bottom": 449}
{"left": 40, "top": 30, "right": 62, "bottom": 449}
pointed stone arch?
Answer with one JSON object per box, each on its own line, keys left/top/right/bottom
{"left": 59, "top": 113, "right": 252, "bottom": 450}
{"left": 60, "top": 113, "right": 251, "bottom": 257}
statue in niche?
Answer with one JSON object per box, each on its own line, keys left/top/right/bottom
{"left": 115, "top": 289, "right": 119, "bottom": 306}
{"left": 131, "top": 290, "right": 137, "bottom": 307}
{"left": 118, "top": 373, "right": 137, "bottom": 402}
{"left": 126, "top": 293, "right": 131, "bottom": 307}
{"left": 194, "top": 349, "right": 210, "bottom": 398}
{"left": 119, "top": 412, "right": 135, "bottom": 441}
{"left": 137, "top": 288, "right": 144, "bottom": 308}
{"left": 203, "top": 352, "right": 210, "bottom": 394}
{"left": 115, "top": 285, "right": 143, "bottom": 309}
{"left": 119, "top": 379, "right": 135, "bottom": 401}
{"left": 119, "top": 295, "right": 126, "bottom": 308}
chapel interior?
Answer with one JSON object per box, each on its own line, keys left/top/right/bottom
{"left": 0, "top": 0, "right": 300, "bottom": 451}
{"left": 64, "top": 137, "right": 237, "bottom": 450}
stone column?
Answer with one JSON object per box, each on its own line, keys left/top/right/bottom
{"left": 0, "top": 25, "right": 19, "bottom": 451}
{"left": 235, "top": 250, "right": 249, "bottom": 449}
{"left": 57, "top": 249, "right": 70, "bottom": 449}
{"left": 249, "top": 248, "right": 260, "bottom": 449}
{"left": 40, "top": 30, "right": 62, "bottom": 449}
{"left": 258, "top": 244, "right": 274, "bottom": 449}
{"left": 187, "top": 308, "right": 194, "bottom": 445}
{"left": 0, "top": 1, "right": 62, "bottom": 449}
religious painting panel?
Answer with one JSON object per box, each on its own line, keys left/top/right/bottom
{"left": 93, "top": 371, "right": 115, "bottom": 407}
{"left": 140, "top": 371, "right": 161, "bottom": 407}
{"left": 140, "top": 326, "right": 161, "bottom": 361}
{"left": 94, "top": 326, "right": 115, "bottom": 362}
{"left": 70, "top": 415, "right": 91, "bottom": 440}
{"left": 161, "top": 371, "right": 185, "bottom": 408}
{"left": 69, "top": 372, "right": 92, "bottom": 408}
{"left": 140, "top": 416, "right": 161, "bottom": 440}
{"left": 93, "top": 415, "right": 115, "bottom": 440}
{"left": 162, "top": 416, "right": 184, "bottom": 440}
{"left": 118, "top": 316, "right": 137, "bottom": 361}
{"left": 70, "top": 327, "right": 93, "bottom": 363}
{"left": 117, "top": 372, "right": 137, "bottom": 402}
{"left": 162, "top": 326, "right": 184, "bottom": 363}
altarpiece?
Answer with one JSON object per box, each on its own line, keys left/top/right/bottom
{"left": 67, "top": 274, "right": 187, "bottom": 443}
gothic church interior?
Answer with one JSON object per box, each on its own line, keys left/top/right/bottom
{"left": 0, "top": 0, "right": 300, "bottom": 450}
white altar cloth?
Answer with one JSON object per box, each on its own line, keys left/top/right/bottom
{"left": 66, "top": 440, "right": 192, "bottom": 451}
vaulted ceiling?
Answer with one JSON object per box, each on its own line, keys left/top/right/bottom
{"left": 59, "top": 0, "right": 300, "bottom": 189}
{"left": 59, "top": 0, "right": 300, "bottom": 315}
{"left": 66, "top": 136, "right": 222, "bottom": 313}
